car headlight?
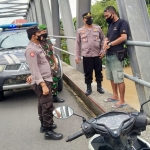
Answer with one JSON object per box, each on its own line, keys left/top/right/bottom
{"left": 0, "top": 65, "right": 5, "bottom": 72}
{"left": 20, "top": 63, "right": 30, "bottom": 71}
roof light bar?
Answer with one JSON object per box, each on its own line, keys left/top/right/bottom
{"left": 0, "top": 22, "right": 38, "bottom": 29}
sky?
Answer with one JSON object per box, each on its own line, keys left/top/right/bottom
{"left": 0, "top": 0, "right": 100, "bottom": 24}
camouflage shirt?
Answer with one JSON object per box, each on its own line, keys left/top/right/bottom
{"left": 40, "top": 38, "right": 54, "bottom": 67}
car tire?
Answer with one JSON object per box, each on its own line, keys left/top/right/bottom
{"left": 0, "top": 91, "right": 4, "bottom": 101}
{"left": 58, "top": 78, "right": 63, "bottom": 92}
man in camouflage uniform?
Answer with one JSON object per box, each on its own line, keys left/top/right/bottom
{"left": 39, "top": 24, "right": 65, "bottom": 103}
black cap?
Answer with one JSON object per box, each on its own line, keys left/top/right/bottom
{"left": 26, "top": 25, "right": 41, "bottom": 36}
{"left": 82, "top": 12, "right": 92, "bottom": 19}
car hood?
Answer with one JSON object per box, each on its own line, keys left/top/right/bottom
{"left": 0, "top": 49, "right": 26, "bottom": 65}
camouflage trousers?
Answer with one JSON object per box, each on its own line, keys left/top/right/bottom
{"left": 52, "top": 69, "right": 59, "bottom": 96}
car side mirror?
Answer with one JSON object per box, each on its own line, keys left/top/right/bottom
{"left": 53, "top": 106, "right": 74, "bottom": 119}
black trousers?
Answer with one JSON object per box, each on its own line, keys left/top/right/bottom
{"left": 32, "top": 81, "right": 54, "bottom": 128}
{"left": 83, "top": 56, "right": 103, "bottom": 84}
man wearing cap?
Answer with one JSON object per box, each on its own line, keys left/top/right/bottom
{"left": 75, "top": 12, "right": 105, "bottom": 96}
{"left": 38, "top": 24, "right": 65, "bottom": 103}
{"left": 27, "top": 25, "right": 64, "bottom": 103}
{"left": 25, "top": 25, "right": 63, "bottom": 140}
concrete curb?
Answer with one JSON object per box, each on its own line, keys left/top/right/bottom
{"left": 62, "top": 62, "right": 137, "bottom": 116}
{"left": 63, "top": 74, "right": 106, "bottom": 116}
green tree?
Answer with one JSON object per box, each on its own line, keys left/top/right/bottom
{"left": 91, "top": 0, "right": 117, "bottom": 35}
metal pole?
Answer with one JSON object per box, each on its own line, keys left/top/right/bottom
{"left": 30, "top": 0, "right": 37, "bottom": 22}
{"left": 76, "top": 0, "right": 91, "bottom": 29}
{"left": 39, "top": 0, "right": 46, "bottom": 25}
{"left": 34, "top": 0, "right": 42, "bottom": 24}
{"left": 51, "top": 0, "right": 61, "bottom": 57}
{"left": 40, "top": 0, "right": 53, "bottom": 35}
{"left": 58, "top": 0, "right": 76, "bottom": 68}
{"left": 117, "top": 0, "right": 150, "bottom": 117}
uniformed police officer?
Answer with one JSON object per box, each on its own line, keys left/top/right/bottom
{"left": 25, "top": 26, "right": 63, "bottom": 140}
{"left": 27, "top": 25, "right": 65, "bottom": 103}
{"left": 75, "top": 12, "right": 105, "bottom": 95}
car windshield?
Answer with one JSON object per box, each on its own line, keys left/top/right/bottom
{"left": 0, "top": 31, "right": 29, "bottom": 50}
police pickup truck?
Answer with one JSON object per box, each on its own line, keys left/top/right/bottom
{"left": 0, "top": 22, "right": 63, "bottom": 101}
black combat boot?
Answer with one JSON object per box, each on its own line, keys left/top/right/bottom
{"left": 52, "top": 95, "right": 65, "bottom": 103}
{"left": 40, "top": 120, "right": 57, "bottom": 133}
{"left": 85, "top": 84, "right": 92, "bottom": 95}
{"left": 45, "top": 127, "right": 63, "bottom": 140}
{"left": 97, "top": 83, "right": 105, "bottom": 94}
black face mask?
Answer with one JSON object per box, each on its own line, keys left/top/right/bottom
{"left": 86, "top": 18, "right": 93, "bottom": 25}
{"left": 106, "top": 14, "right": 114, "bottom": 24}
{"left": 36, "top": 35, "right": 42, "bottom": 41}
{"left": 42, "top": 33, "right": 48, "bottom": 38}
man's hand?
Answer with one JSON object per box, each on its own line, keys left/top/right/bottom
{"left": 42, "top": 84, "right": 49, "bottom": 95}
{"left": 54, "top": 64, "right": 58, "bottom": 70}
{"left": 103, "top": 39, "right": 109, "bottom": 51}
{"left": 99, "top": 51, "right": 105, "bottom": 59}
{"left": 26, "top": 75, "right": 32, "bottom": 84}
{"left": 75, "top": 59, "right": 80, "bottom": 64}
{"left": 40, "top": 82, "right": 49, "bottom": 95}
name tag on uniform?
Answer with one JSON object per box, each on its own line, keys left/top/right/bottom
{"left": 40, "top": 53, "right": 45, "bottom": 58}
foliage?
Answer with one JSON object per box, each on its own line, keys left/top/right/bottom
{"left": 91, "top": 0, "right": 117, "bottom": 35}
{"left": 60, "top": 19, "right": 70, "bottom": 65}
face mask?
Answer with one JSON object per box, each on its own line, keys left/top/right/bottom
{"left": 86, "top": 18, "right": 93, "bottom": 25}
{"left": 106, "top": 14, "right": 114, "bottom": 24}
{"left": 42, "top": 33, "right": 48, "bottom": 38}
{"left": 36, "top": 35, "right": 42, "bottom": 41}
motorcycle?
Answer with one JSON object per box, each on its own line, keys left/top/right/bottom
{"left": 52, "top": 99, "right": 150, "bottom": 150}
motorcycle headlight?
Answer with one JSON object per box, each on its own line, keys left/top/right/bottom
{"left": 0, "top": 65, "right": 5, "bottom": 72}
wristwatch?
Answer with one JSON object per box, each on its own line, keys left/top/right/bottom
{"left": 108, "top": 42, "right": 112, "bottom": 47}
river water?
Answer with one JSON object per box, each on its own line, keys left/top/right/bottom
{"left": 101, "top": 67, "right": 140, "bottom": 111}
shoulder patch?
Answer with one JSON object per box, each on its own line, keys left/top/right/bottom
{"left": 30, "top": 52, "right": 35, "bottom": 57}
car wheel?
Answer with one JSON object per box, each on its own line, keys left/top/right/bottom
{"left": 0, "top": 91, "right": 4, "bottom": 101}
{"left": 58, "top": 78, "right": 63, "bottom": 92}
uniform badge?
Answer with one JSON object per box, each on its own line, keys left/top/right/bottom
{"left": 30, "top": 52, "right": 34, "bottom": 57}
{"left": 94, "top": 28, "right": 97, "bottom": 32}
{"left": 40, "top": 53, "right": 45, "bottom": 57}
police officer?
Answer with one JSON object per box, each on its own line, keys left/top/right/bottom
{"left": 38, "top": 24, "right": 65, "bottom": 103}
{"left": 75, "top": 12, "right": 105, "bottom": 95}
{"left": 25, "top": 26, "right": 63, "bottom": 140}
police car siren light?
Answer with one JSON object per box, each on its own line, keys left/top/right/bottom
{"left": 0, "top": 22, "right": 38, "bottom": 29}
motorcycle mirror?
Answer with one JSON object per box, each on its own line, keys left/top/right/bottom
{"left": 52, "top": 106, "right": 74, "bottom": 119}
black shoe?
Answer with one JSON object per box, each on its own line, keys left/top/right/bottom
{"left": 53, "top": 96, "right": 65, "bottom": 103}
{"left": 97, "top": 84, "right": 105, "bottom": 94}
{"left": 40, "top": 124, "right": 57, "bottom": 133}
{"left": 45, "top": 130, "right": 63, "bottom": 140}
{"left": 85, "top": 84, "right": 92, "bottom": 95}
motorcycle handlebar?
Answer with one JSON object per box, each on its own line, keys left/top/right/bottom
{"left": 147, "top": 117, "right": 150, "bottom": 125}
{"left": 66, "top": 130, "right": 83, "bottom": 142}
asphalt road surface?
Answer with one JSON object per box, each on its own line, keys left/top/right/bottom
{"left": 0, "top": 83, "right": 92, "bottom": 150}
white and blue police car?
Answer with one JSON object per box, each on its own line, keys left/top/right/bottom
{"left": 0, "top": 22, "right": 63, "bottom": 101}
